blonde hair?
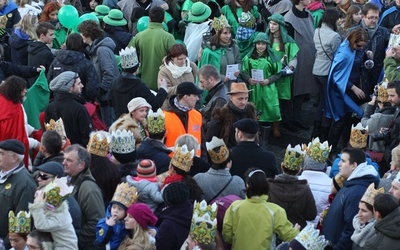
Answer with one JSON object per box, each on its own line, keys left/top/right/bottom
{"left": 14, "top": 13, "right": 38, "bottom": 40}
{"left": 392, "top": 145, "right": 400, "bottom": 170}
{"left": 131, "top": 222, "right": 152, "bottom": 249}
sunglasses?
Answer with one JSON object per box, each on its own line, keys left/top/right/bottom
{"left": 37, "top": 173, "right": 54, "bottom": 180}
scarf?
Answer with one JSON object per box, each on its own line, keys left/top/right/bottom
{"left": 131, "top": 176, "right": 158, "bottom": 183}
{"left": 228, "top": 100, "right": 248, "bottom": 114}
{"left": 174, "top": 97, "right": 191, "bottom": 112}
{"left": 351, "top": 215, "right": 376, "bottom": 247}
{"left": 161, "top": 174, "right": 184, "bottom": 188}
{"left": 361, "top": 20, "right": 379, "bottom": 44}
{"left": 306, "top": 1, "right": 325, "bottom": 11}
{"left": 165, "top": 58, "right": 193, "bottom": 79}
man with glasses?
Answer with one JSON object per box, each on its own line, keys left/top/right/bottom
{"left": 45, "top": 71, "right": 93, "bottom": 147}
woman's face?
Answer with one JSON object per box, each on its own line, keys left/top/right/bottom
{"left": 256, "top": 42, "right": 267, "bottom": 53}
{"left": 357, "top": 202, "right": 374, "bottom": 224}
{"left": 89, "top": 0, "right": 98, "bottom": 10}
{"left": 352, "top": 41, "right": 366, "bottom": 50}
{"left": 131, "top": 107, "right": 149, "bottom": 123}
{"left": 172, "top": 54, "right": 187, "bottom": 67}
{"left": 9, "top": 233, "right": 27, "bottom": 250}
{"left": 49, "top": 10, "right": 58, "bottom": 22}
{"left": 219, "top": 28, "right": 232, "bottom": 44}
{"left": 124, "top": 213, "right": 138, "bottom": 229}
{"left": 36, "top": 171, "right": 55, "bottom": 188}
{"left": 269, "top": 20, "right": 280, "bottom": 34}
{"left": 26, "top": 236, "right": 41, "bottom": 250}
{"left": 352, "top": 11, "right": 362, "bottom": 23}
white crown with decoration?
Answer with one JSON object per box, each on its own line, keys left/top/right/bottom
{"left": 119, "top": 47, "right": 139, "bottom": 69}
{"left": 9, "top": 210, "right": 31, "bottom": 234}
{"left": 43, "top": 177, "right": 74, "bottom": 209}
{"left": 147, "top": 108, "right": 165, "bottom": 134}
{"left": 110, "top": 129, "right": 136, "bottom": 154}
{"left": 206, "top": 136, "right": 229, "bottom": 164}
{"left": 305, "top": 137, "right": 331, "bottom": 163}
{"left": 283, "top": 144, "right": 305, "bottom": 171}
{"left": 294, "top": 224, "right": 329, "bottom": 250}
{"left": 190, "top": 200, "right": 218, "bottom": 245}
{"left": 349, "top": 123, "right": 368, "bottom": 149}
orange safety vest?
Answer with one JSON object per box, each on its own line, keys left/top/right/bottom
{"left": 163, "top": 109, "right": 202, "bottom": 157}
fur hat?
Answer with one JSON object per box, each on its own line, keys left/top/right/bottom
{"left": 49, "top": 71, "right": 77, "bottom": 93}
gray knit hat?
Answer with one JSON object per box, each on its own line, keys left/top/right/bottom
{"left": 49, "top": 71, "right": 77, "bottom": 93}
{"left": 302, "top": 154, "right": 327, "bottom": 171}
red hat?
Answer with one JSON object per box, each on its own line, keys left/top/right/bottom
{"left": 126, "top": 203, "right": 158, "bottom": 229}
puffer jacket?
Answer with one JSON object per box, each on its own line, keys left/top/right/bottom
{"left": 9, "top": 28, "right": 33, "bottom": 65}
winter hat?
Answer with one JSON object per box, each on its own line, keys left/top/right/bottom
{"left": 238, "top": 12, "right": 256, "bottom": 28}
{"left": 36, "top": 162, "right": 65, "bottom": 177}
{"left": 126, "top": 203, "right": 158, "bottom": 229}
{"left": 177, "top": 82, "right": 204, "bottom": 96}
{"left": 49, "top": 71, "right": 77, "bottom": 93}
{"left": 127, "top": 97, "right": 152, "bottom": 113}
{"left": 233, "top": 118, "right": 258, "bottom": 134}
{"left": 93, "top": 5, "right": 110, "bottom": 20}
{"left": 302, "top": 155, "right": 327, "bottom": 171}
{"left": 137, "top": 159, "right": 156, "bottom": 178}
{"left": 188, "top": 2, "right": 211, "bottom": 23}
{"left": 0, "top": 139, "right": 25, "bottom": 155}
{"left": 103, "top": 9, "right": 127, "bottom": 26}
{"left": 253, "top": 32, "right": 270, "bottom": 44}
{"left": 268, "top": 13, "right": 287, "bottom": 27}
{"left": 163, "top": 182, "right": 189, "bottom": 206}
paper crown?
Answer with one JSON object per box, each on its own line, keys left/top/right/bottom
{"left": 294, "top": 224, "right": 329, "bottom": 250}
{"left": 349, "top": 123, "right": 368, "bottom": 149}
{"left": 238, "top": 12, "right": 256, "bottom": 28}
{"left": 44, "top": 118, "right": 66, "bottom": 138}
{"left": 206, "top": 136, "right": 229, "bottom": 164}
{"left": 333, "top": 173, "right": 347, "bottom": 190}
{"left": 211, "top": 15, "right": 230, "bottom": 31}
{"left": 9, "top": 211, "right": 31, "bottom": 234}
{"left": 44, "top": 177, "right": 73, "bottom": 209}
{"left": 395, "top": 171, "right": 400, "bottom": 184}
{"left": 305, "top": 137, "right": 331, "bottom": 163}
{"left": 171, "top": 144, "right": 195, "bottom": 172}
{"left": 110, "top": 129, "right": 136, "bottom": 154}
{"left": 111, "top": 182, "right": 139, "bottom": 209}
{"left": 87, "top": 131, "right": 110, "bottom": 157}
{"left": 283, "top": 144, "right": 305, "bottom": 171}
{"left": 119, "top": 47, "right": 139, "bottom": 69}
{"left": 190, "top": 200, "right": 218, "bottom": 245}
{"left": 377, "top": 81, "right": 388, "bottom": 103}
{"left": 147, "top": 108, "right": 165, "bottom": 134}
{"left": 361, "top": 183, "right": 384, "bottom": 206}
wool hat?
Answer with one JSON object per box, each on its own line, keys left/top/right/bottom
{"left": 137, "top": 159, "right": 156, "bottom": 178}
{"left": 127, "top": 97, "right": 152, "bottom": 113}
{"left": 233, "top": 118, "right": 259, "bottom": 134}
{"left": 268, "top": 13, "right": 287, "bottom": 27}
{"left": 94, "top": 5, "right": 110, "bottom": 20}
{"left": 103, "top": 9, "right": 127, "bottom": 26}
{"left": 188, "top": 2, "right": 211, "bottom": 23}
{"left": 253, "top": 32, "right": 270, "bottom": 44}
{"left": 126, "top": 203, "right": 158, "bottom": 229}
{"left": 302, "top": 155, "right": 327, "bottom": 171}
{"left": 49, "top": 71, "right": 77, "bottom": 93}
{"left": 227, "top": 82, "right": 252, "bottom": 94}
{"left": 0, "top": 139, "right": 25, "bottom": 155}
{"left": 163, "top": 182, "right": 189, "bottom": 206}
{"left": 36, "top": 162, "right": 65, "bottom": 177}
{"left": 238, "top": 12, "right": 256, "bottom": 28}
{"left": 177, "top": 82, "right": 204, "bottom": 96}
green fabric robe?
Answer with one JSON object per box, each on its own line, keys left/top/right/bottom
{"left": 221, "top": 5, "right": 259, "bottom": 36}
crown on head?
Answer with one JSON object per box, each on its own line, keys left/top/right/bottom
{"left": 43, "top": 177, "right": 74, "bottom": 209}
{"left": 361, "top": 183, "right": 384, "bottom": 206}
{"left": 9, "top": 211, "right": 31, "bottom": 234}
{"left": 211, "top": 15, "right": 230, "bottom": 31}
{"left": 283, "top": 144, "right": 305, "bottom": 171}
{"left": 190, "top": 200, "right": 218, "bottom": 245}
{"left": 349, "top": 123, "right": 368, "bottom": 149}
{"left": 110, "top": 129, "right": 136, "bottom": 154}
{"left": 171, "top": 144, "right": 195, "bottom": 172}
{"left": 87, "top": 131, "right": 110, "bottom": 157}
{"left": 119, "top": 47, "right": 139, "bottom": 69}
{"left": 294, "top": 224, "right": 329, "bottom": 250}
{"left": 305, "top": 137, "right": 331, "bottom": 163}
{"left": 44, "top": 118, "right": 66, "bottom": 138}
{"left": 147, "top": 108, "right": 165, "bottom": 134}
{"left": 206, "top": 136, "right": 229, "bottom": 164}
{"left": 238, "top": 12, "right": 256, "bottom": 28}
{"left": 111, "top": 182, "right": 139, "bottom": 209}
{"left": 378, "top": 81, "right": 388, "bottom": 103}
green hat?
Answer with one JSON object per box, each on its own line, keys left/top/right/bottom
{"left": 93, "top": 5, "right": 110, "bottom": 21}
{"left": 253, "top": 32, "right": 270, "bottom": 44}
{"left": 103, "top": 9, "right": 127, "bottom": 26}
{"left": 268, "top": 13, "right": 287, "bottom": 27}
{"left": 238, "top": 12, "right": 256, "bottom": 28}
{"left": 188, "top": 2, "right": 211, "bottom": 23}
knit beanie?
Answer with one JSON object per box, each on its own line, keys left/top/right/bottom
{"left": 126, "top": 203, "right": 158, "bottom": 229}
{"left": 127, "top": 97, "right": 151, "bottom": 113}
{"left": 137, "top": 159, "right": 156, "bottom": 178}
{"left": 162, "top": 182, "right": 189, "bottom": 206}
{"left": 302, "top": 155, "right": 327, "bottom": 171}
{"left": 49, "top": 71, "right": 77, "bottom": 93}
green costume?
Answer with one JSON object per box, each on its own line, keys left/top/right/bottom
{"left": 311, "top": 9, "right": 324, "bottom": 29}
{"left": 53, "top": 27, "right": 68, "bottom": 50}
{"left": 221, "top": 4, "right": 259, "bottom": 36}
{"left": 237, "top": 31, "right": 258, "bottom": 59}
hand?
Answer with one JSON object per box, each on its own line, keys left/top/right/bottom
{"left": 294, "top": 223, "right": 301, "bottom": 230}
{"left": 106, "top": 215, "right": 117, "bottom": 227}
{"left": 248, "top": 78, "right": 257, "bottom": 86}
{"left": 34, "top": 190, "right": 45, "bottom": 203}
{"left": 369, "top": 95, "right": 376, "bottom": 105}
{"left": 234, "top": 71, "right": 240, "bottom": 77}
{"left": 366, "top": 50, "right": 373, "bottom": 59}
{"left": 158, "top": 78, "right": 168, "bottom": 90}
{"left": 37, "top": 65, "right": 45, "bottom": 72}
{"left": 260, "top": 79, "right": 269, "bottom": 86}
{"left": 393, "top": 24, "right": 400, "bottom": 34}
{"left": 351, "top": 85, "right": 366, "bottom": 99}
{"left": 224, "top": 76, "right": 230, "bottom": 82}
{"left": 386, "top": 47, "right": 396, "bottom": 58}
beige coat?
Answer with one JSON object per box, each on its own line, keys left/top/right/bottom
{"left": 157, "top": 61, "right": 198, "bottom": 96}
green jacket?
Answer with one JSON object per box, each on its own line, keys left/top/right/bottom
{"left": 384, "top": 57, "right": 400, "bottom": 82}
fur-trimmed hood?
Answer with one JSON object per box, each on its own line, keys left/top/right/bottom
{"left": 109, "top": 113, "right": 148, "bottom": 145}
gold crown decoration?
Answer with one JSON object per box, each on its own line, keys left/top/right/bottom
{"left": 190, "top": 200, "right": 218, "bottom": 245}
{"left": 119, "top": 47, "right": 139, "bottom": 69}
{"left": 283, "top": 144, "right": 305, "bottom": 171}
{"left": 9, "top": 211, "right": 31, "bottom": 234}
{"left": 211, "top": 15, "right": 230, "bottom": 31}
{"left": 111, "top": 182, "right": 139, "bottom": 209}
{"left": 87, "top": 131, "right": 110, "bottom": 157}
{"left": 206, "top": 136, "right": 229, "bottom": 164}
{"left": 361, "top": 183, "right": 384, "bottom": 206}
{"left": 171, "top": 144, "right": 195, "bottom": 172}
{"left": 44, "top": 118, "right": 66, "bottom": 138}
{"left": 147, "top": 108, "right": 165, "bottom": 134}
{"left": 110, "top": 129, "right": 136, "bottom": 154}
{"left": 294, "top": 224, "right": 329, "bottom": 250}
{"left": 305, "top": 137, "right": 332, "bottom": 163}
{"left": 334, "top": 173, "right": 347, "bottom": 189}
{"left": 43, "top": 177, "right": 74, "bottom": 209}
{"left": 377, "top": 81, "right": 388, "bottom": 103}
{"left": 349, "top": 123, "right": 368, "bottom": 149}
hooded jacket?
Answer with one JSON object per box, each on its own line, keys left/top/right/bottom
{"left": 136, "top": 138, "right": 171, "bottom": 175}
{"left": 9, "top": 28, "right": 33, "bottom": 65}
{"left": 27, "top": 41, "right": 54, "bottom": 71}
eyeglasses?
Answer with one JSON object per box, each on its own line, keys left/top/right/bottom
{"left": 366, "top": 16, "right": 379, "bottom": 20}
{"left": 37, "top": 173, "right": 54, "bottom": 180}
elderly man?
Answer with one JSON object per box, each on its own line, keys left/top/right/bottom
{"left": 389, "top": 171, "right": 400, "bottom": 201}
{"left": 63, "top": 144, "right": 105, "bottom": 250}
{"left": 0, "top": 139, "right": 36, "bottom": 248}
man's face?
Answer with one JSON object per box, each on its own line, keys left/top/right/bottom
{"left": 63, "top": 150, "right": 84, "bottom": 177}
{"left": 362, "top": 10, "right": 379, "bottom": 29}
{"left": 41, "top": 29, "right": 55, "bottom": 45}
{"left": 389, "top": 181, "right": 400, "bottom": 200}
{"left": 229, "top": 92, "right": 249, "bottom": 110}
{"left": 182, "top": 94, "right": 199, "bottom": 109}
{"left": 387, "top": 88, "right": 400, "bottom": 106}
{"left": 338, "top": 152, "right": 356, "bottom": 179}
{"left": 199, "top": 74, "right": 212, "bottom": 91}
{"left": 0, "top": 149, "right": 17, "bottom": 170}
{"left": 70, "top": 77, "right": 83, "bottom": 95}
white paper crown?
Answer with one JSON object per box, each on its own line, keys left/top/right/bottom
{"left": 119, "top": 47, "right": 139, "bottom": 69}
{"left": 44, "top": 118, "right": 66, "bottom": 138}
{"left": 147, "top": 108, "right": 165, "bottom": 134}
{"left": 294, "top": 224, "right": 329, "bottom": 250}
{"left": 350, "top": 123, "right": 369, "bottom": 149}
{"left": 9, "top": 210, "right": 31, "bottom": 234}
{"left": 190, "top": 200, "right": 218, "bottom": 245}
{"left": 283, "top": 144, "right": 305, "bottom": 171}
{"left": 44, "top": 177, "right": 74, "bottom": 209}
{"left": 306, "top": 137, "right": 332, "bottom": 163}
{"left": 206, "top": 136, "right": 229, "bottom": 164}
{"left": 110, "top": 129, "right": 136, "bottom": 154}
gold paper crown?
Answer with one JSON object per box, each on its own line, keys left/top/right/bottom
{"left": 87, "top": 131, "right": 110, "bottom": 157}
{"left": 119, "top": 47, "right": 139, "bottom": 69}
{"left": 190, "top": 200, "right": 218, "bottom": 245}
{"left": 294, "top": 224, "right": 329, "bottom": 250}
{"left": 44, "top": 177, "right": 74, "bottom": 209}
{"left": 171, "top": 144, "right": 195, "bottom": 172}
{"left": 44, "top": 118, "right": 66, "bottom": 138}
{"left": 349, "top": 123, "right": 368, "bottom": 149}
{"left": 283, "top": 144, "right": 305, "bottom": 171}
{"left": 111, "top": 182, "right": 139, "bottom": 209}
{"left": 110, "top": 129, "right": 136, "bottom": 154}
{"left": 147, "top": 108, "right": 165, "bottom": 134}
{"left": 206, "top": 136, "right": 229, "bottom": 164}
{"left": 361, "top": 183, "right": 384, "bottom": 206}
{"left": 9, "top": 211, "right": 31, "bottom": 234}
{"left": 211, "top": 15, "right": 230, "bottom": 31}
{"left": 334, "top": 173, "right": 346, "bottom": 189}
{"left": 377, "top": 81, "right": 388, "bottom": 103}
{"left": 305, "top": 137, "right": 332, "bottom": 163}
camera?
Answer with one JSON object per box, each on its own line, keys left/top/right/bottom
{"left": 370, "top": 129, "right": 390, "bottom": 144}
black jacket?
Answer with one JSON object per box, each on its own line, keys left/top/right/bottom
{"left": 136, "top": 138, "right": 171, "bottom": 174}
{"left": 104, "top": 26, "right": 133, "bottom": 55}
{"left": 9, "top": 28, "right": 32, "bottom": 65}
{"left": 0, "top": 60, "right": 38, "bottom": 82}
{"left": 202, "top": 82, "right": 228, "bottom": 132}
{"left": 27, "top": 41, "right": 54, "bottom": 85}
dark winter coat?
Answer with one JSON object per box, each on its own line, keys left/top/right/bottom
{"left": 136, "top": 138, "right": 171, "bottom": 174}
{"left": 105, "top": 27, "right": 133, "bottom": 55}
{"left": 0, "top": 60, "right": 38, "bottom": 82}
{"left": 27, "top": 41, "right": 54, "bottom": 86}
{"left": 9, "top": 28, "right": 33, "bottom": 65}
{"left": 202, "top": 81, "right": 228, "bottom": 133}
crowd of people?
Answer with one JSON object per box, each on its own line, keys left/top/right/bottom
{"left": 1, "top": 0, "right": 400, "bottom": 248}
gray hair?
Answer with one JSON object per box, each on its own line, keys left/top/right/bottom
{"left": 65, "top": 144, "right": 91, "bottom": 168}
{"left": 175, "top": 134, "right": 199, "bottom": 152}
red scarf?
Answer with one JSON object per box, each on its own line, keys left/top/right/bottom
{"left": 306, "top": 1, "right": 325, "bottom": 11}
{"left": 161, "top": 174, "right": 184, "bottom": 188}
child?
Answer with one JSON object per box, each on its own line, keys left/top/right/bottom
{"left": 29, "top": 176, "right": 77, "bottom": 249}
{"left": 96, "top": 182, "right": 138, "bottom": 250}
{"left": 126, "top": 159, "right": 164, "bottom": 212}
{"left": 339, "top": 5, "right": 362, "bottom": 39}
